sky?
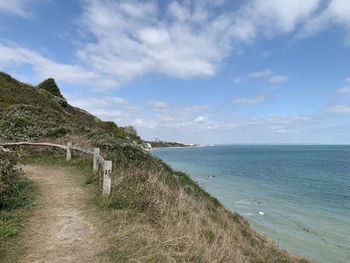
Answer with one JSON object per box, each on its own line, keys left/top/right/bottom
{"left": 0, "top": 0, "right": 350, "bottom": 144}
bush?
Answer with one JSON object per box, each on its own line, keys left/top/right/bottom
{"left": 97, "top": 121, "right": 127, "bottom": 139}
{"left": 38, "top": 78, "right": 64, "bottom": 98}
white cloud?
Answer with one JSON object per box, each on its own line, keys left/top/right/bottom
{"left": 192, "top": 116, "right": 208, "bottom": 124}
{"left": 1, "top": 0, "right": 348, "bottom": 90}
{"left": 234, "top": 96, "right": 266, "bottom": 105}
{"left": 300, "top": 0, "right": 350, "bottom": 43}
{"left": 0, "top": 42, "right": 118, "bottom": 87}
{"left": 132, "top": 119, "right": 157, "bottom": 129}
{"left": 234, "top": 69, "right": 274, "bottom": 83}
{"left": 336, "top": 86, "right": 350, "bottom": 93}
{"left": 65, "top": 96, "right": 130, "bottom": 109}
{"left": 76, "top": 0, "right": 235, "bottom": 85}
{"left": 147, "top": 100, "right": 168, "bottom": 111}
{"left": 269, "top": 74, "right": 289, "bottom": 85}
{"left": 248, "top": 69, "right": 274, "bottom": 79}
{"left": 124, "top": 101, "right": 311, "bottom": 135}
{"left": 132, "top": 104, "right": 212, "bottom": 130}
{"left": 74, "top": 0, "right": 330, "bottom": 87}
{"left": 244, "top": 115, "right": 311, "bottom": 135}
{"left": 327, "top": 105, "right": 350, "bottom": 113}
{"left": 64, "top": 92, "right": 214, "bottom": 131}
{"left": 261, "top": 0, "right": 321, "bottom": 32}
{"left": 234, "top": 0, "right": 321, "bottom": 40}
{"left": 91, "top": 109, "right": 124, "bottom": 118}
{"left": 233, "top": 69, "right": 289, "bottom": 85}
{"left": 62, "top": 90, "right": 312, "bottom": 140}
{"left": 0, "top": 0, "right": 35, "bottom": 17}
{"left": 270, "top": 125, "right": 288, "bottom": 134}
{"left": 345, "top": 77, "right": 350, "bottom": 83}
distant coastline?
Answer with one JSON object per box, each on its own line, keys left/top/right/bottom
{"left": 146, "top": 140, "right": 199, "bottom": 150}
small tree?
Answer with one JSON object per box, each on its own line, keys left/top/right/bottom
{"left": 38, "top": 78, "right": 64, "bottom": 98}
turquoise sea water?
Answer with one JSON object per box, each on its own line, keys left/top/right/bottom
{"left": 152, "top": 145, "right": 350, "bottom": 263}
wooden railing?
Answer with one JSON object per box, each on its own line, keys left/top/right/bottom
{"left": 0, "top": 142, "right": 113, "bottom": 196}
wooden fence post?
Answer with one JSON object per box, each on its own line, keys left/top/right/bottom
{"left": 66, "top": 142, "right": 72, "bottom": 161}
{"left": 103, "top": 161, "right": 112, "bottom": 196}
{"left": 93, "top": 147, "right": 100, "bottom": 174}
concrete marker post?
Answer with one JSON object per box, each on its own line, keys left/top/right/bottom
{"left": 66, "top": 142, "right": 72, "bottom": 161}
{"left": 93, "top": 147, "right": 100, "bottom": 174}
{"left": 103, "top": 160, "right": 112, "bottom": 196}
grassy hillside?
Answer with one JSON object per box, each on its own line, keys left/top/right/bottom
{"left": 0, "top": 72, "right": 309, "bottom": 262}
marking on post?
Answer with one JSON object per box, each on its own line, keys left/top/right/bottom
{"left": 103, "top": 161, "right": 112, "bottom": 196}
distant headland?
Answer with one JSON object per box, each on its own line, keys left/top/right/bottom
{"left": 145, "top": 138, "right": 197, "bottom": 149}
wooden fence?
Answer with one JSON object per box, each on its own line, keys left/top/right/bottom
{"left": 0, "top": 142, "right": 113, "bottom": 196}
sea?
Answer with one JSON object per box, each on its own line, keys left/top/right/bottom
{"left": 152, "top": 145, "right": 350, "bottom": 263}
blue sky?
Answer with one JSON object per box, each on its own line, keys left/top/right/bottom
{"left": 1, "top": 0, "right": 350, "bottom": 144}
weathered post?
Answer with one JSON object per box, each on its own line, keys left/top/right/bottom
{"left": 103, "top": 160, "right": 112, "bottom": 196}
{"left": 93, "top": 147, "right": 100, "bottom": 174}
{"left": 66, "top": 142, "right": 72, "bottom": 161}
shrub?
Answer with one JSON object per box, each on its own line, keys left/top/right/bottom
{"left": 97, "top": 121, "right": 127, "bottom": 139}
{"left": 38, "top": 78, "right": 64, "bottom": 98}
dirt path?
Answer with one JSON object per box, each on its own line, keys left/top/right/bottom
{"left": 20, "top": 165, "right": 110, "bottom": 263}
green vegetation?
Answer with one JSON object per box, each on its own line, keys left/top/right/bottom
{"left": 0, "top": 147, "right": 34, "bottom": 261}
{"left": 0, "top": 149, "right": 32, "bottom": 210}
{"left": 0, "top": 72, "right": 141, "bottom": 147}
{"left": 38, "top": 78, "right": 64, "bottom": 99}
{"left": 0, "top": 73, "right": 309, "bottom": 262}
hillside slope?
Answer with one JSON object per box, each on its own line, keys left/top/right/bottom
{"left": 0, "top": 72, "right": 309, "bottom": 262}
{"left": 0, "top": 72, "right": 142, "bottom": 146}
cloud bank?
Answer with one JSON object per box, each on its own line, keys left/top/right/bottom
{"left": 1, "top": 0, "right": 350, "bottom": 88}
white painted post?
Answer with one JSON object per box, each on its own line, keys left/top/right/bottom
{"left": 103, "top": 160, "right": 112, "bottom": 196}
{"left": 93, "top": 148, "right": 100, "bottom": 174}
{"left": 66, "top": 142, "right": 72, "bottom": 161}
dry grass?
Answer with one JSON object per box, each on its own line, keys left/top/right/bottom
{"left": 103, "top": 167, "right": 309, "bottom": 263}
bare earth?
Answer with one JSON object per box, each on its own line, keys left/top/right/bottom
{"left": 20, "top": 165, "right": 110, "bottom": 263}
